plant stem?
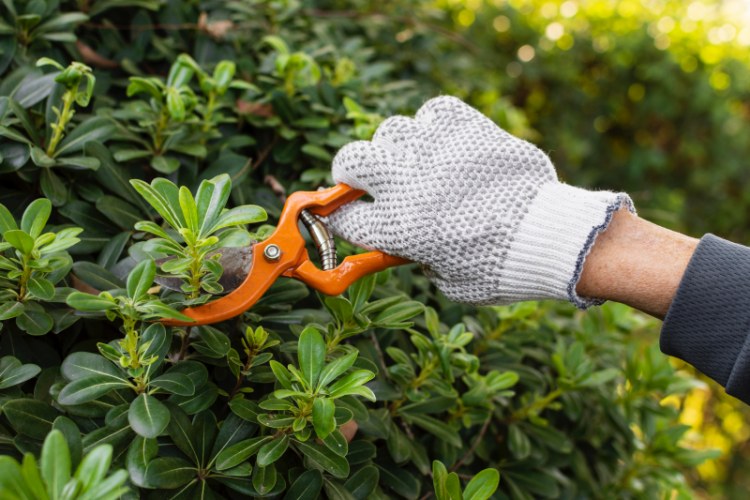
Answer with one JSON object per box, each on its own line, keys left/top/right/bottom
{"left": 17, "top": 255, "right": 32, "bottom": 301}
{"left": 511, "top": 387, "right": 563, "bottom": 421}
{"left": 153, "top": 108, "right": 169, "bottom": 153}
{"left": 46, "top": 90, "right": 76, "bottom": 157}
{"left": 202, "top": 92, "right": 216, "bottom": 136}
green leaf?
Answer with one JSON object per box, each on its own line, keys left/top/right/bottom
{"left": 129, "top": 393, "right": 170, "bottom": 438}
{"left": 256, "top": 434, "right": 289, "bottom": 467}
{"left": 373, "top": 300, "right": 424, "bottom": 326}
{"left": 580, "top": 368, "right": 620, "bottom": 387}
{"left": 126, "top": 259, "right": 156, "bottom": 301}
{"left": 284, "top": 469, "right": 323, "bottom": 500}
{"left": 56, "top": 156, "right": 101, "bottom": 170}
{"left": 0, "top": 301, "right": 25, "bottom": 321}
{"left": 27, "top": 276, "right": 55, "bottom": 300}
{"left": 127, "top": 436, "right": 158, "bottom": 488}
{"left": 96, "top": 195, "right": 143, "bottom": 230}
{"left": 401, "top": 414, "right": 461, "bottom": 448}
{"left": 0, "top": 456, "right": 29, "bottom": 499}
{"left": 344, "top": 464, "right": 379, "bottom": 499}
{"left": 508, "top": 424, "right": 531, "bottom": 460}
{"left": 129, "top": 178, "right": 183, "bottom": 229}
{"left": 252, "top": 463, "right": 277, "bottom": 495}
{"left": 52, "top": 416, "right": 82, "bottom": 470}
{"left": 192, "top": 326, "right": 231, "bottom": 358}
{"left": 3, "top": 399, "right": 59, "bottom": 439}
{"left": 126, "top": 77, "right": 162, "bottom": 100}
{"left": 20, "top": 198, "right": 51, "bottom": 238}
{"left": 72, "top": 261, "right": 124, "bottom": 290}
{"left": 215, "top": 436, "right": 271, "bottom": 471}
{"left": 17, "top": 308, "right": 54, "bottom": 335}
{"left": 41, "top": 429, "right": 71, "bottom": 499}
{"left": 20, "top": 452, "right": 46, "bottom": 500}
{"left": 150, "top": 371, "right": 195, "bottom": 396}
{"left": 0, "top": 356, "right": 40, "bottom": 389}
{"left": 327, "top": 370, "right": 376, "bottom": 399}
{"left": 62, "top": 352, "right": 127, "bottom": 382}
{"left": 463, "top": 468, "right": 500, "bottom": 500}
{"left": 150, "top": 155, "right": 180, "bottom": 174}
{"left": 38, "top": 168, "right": 67, "bottom": 206}
{"left": 143, "top": 456, "right": 196, "bottom": 489}
{"left": 0, "top": 203, "right": 17, "bottom": 234}
{"left": 195, "top": 174, "right": 231, "bottom": 237}
{"left": 192, "top": 410, "right": 218, "bottom": 467}
{"left": 295, "top": 440, "right": 350, "bottom": 479}
{"left": 432, "top": 461, "right": 451, "bottom": 500}
{"left": 320, "top": 430, "right": 346, "bottom": 458}
{"left": 178, "top": 185, "right": 199, "bottom": 233}
{"left": 4, "top": 229, "right": 34, "bottom": 254}
{"left": 58, "top": 375, "right": 130, "bottom": 405}
{"left": 318, "top": 351, "right": 358, "bottom": 390}
{"left": 312, "top": 397, "right": 336, "bottom": 439}
{"left": 56, "top": 117, "right": 117, "bottom": 157}
{"left": 66, "top": 291, "right": 117, "bottom": 312}
{"left": 298, "top": 326, "right": 326, "bottom": 388}
{"left": 377, "top": 461, "right": 421, "bottom": 499}
{"left": 228, "top": 398, "right": 261, "bottom": 423}
{"left": 210, "top": 205, "right": 267, "bottom": 232}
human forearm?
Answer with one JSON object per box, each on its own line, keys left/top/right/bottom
{"left": 576, "top": 209, "right": 699, "bottom": 319}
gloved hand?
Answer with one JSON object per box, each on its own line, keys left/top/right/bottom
{"left": 325, "top": 96, "right": 634, "bottom": 307}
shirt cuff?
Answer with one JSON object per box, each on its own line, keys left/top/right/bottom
{"left": 661, "top": 234, "right": 750, "bottom": 403}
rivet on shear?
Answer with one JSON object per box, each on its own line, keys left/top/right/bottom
{"left": 263, "top": 244, "right": 282, "bottom": 261}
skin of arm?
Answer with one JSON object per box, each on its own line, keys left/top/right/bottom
{"left": 576, "top": 209, "right": 699, "bottom": 319}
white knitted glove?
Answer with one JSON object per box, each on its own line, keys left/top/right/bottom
{"left": 325, "top": 96, "right": 634, "bottom": 307}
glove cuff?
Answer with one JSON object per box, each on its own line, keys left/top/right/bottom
{"left": 500, "top": 182, "right": 635, "bottom": 308}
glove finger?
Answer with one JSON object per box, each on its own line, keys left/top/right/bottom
{"left": 332, "top": 140, "right": 400, "bottom": 196}
{"left": 322, "top": 200, "right": 382, "bottom": 251}
{"left": 373, "top": 115, "right": 423, "bottom": 153}
{"left": 415, "top": 95, "right": 513, "bottom": 140}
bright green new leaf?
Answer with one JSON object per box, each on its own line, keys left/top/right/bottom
{"left": 20, "top": 198, "right": 51, "bottom": 238}
{"left": 126, "top": 259, "right": 156, "bottom": 301}
{"left": 298, "top": 326, "right": 326, "bottom": 388}
{"left": 312, "top": 397, "right": 335, "bottom": 439}
{"left": 463, "top": 468, "right": 500, "bottom": 500}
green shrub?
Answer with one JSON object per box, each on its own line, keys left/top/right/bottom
{"left": 0, "top": 1, "right": 718, "bottom": 498}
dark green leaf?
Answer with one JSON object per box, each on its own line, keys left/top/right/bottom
{"left": 215, "top": 436, "right": 271, "bottom": 471}
{"left": 3, "top": 399, "right": 59, "bottom": 439}
{"left": 129, "top": 393, "right": 170, "bottom": 438}
{"left": 56, "top": 117, "right": 117, "bottom": 157}
{"left": 344, "top": 464, "right": 379, "bottom": 499}
{"left": 58, "top": 375, "right": 130, "bottom": 405}
{"left": 298, "top": 326, "right": 325, "bottom": 388}
{"left": 143, "top": 456, "right": 196, "bottom": 489}
{"left": 252, "top": 463, "right": 277, "bottom": 495}
{"left": 257, "top": 434, "right": 289, "bottom": 467}
{"left": 295, "top": 440, "right": 350, "bottom": 479}
{"left": 312, "top": 397, "right": 336, "bottom": 439}
{"left": 284, "top": 469, "right": 322, "bottom": 500}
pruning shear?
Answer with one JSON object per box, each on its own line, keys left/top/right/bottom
{"left": 161, "top": 184, "right": 409, "bottom": 326}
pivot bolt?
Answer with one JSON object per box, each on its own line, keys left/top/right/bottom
{"left": 263, "top": 244, "right": 282, "bottom": 261}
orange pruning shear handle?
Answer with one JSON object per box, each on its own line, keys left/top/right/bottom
{"left": 162, "top": 184, "right": 409, "bottom": 326}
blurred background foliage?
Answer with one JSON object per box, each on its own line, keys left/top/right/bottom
{"left": 1, "top": 0, "right": 749, "bottom": 497}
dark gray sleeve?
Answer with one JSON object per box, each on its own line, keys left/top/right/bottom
{"left": 661, "top": 234, "right": 750, "bottom": 404}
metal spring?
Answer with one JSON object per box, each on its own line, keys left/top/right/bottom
{"left": 299, "top": 209, "right": 337, "bottom": 271}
